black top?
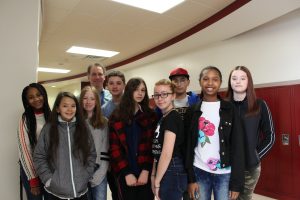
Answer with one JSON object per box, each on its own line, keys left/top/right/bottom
{"left": 232, "top": 98, "right": 275, "bottom": 170}
{"left": 152, "top": 110, "right": 184, "bottom": 161}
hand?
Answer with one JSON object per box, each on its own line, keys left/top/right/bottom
{"left": 188, "top": 183, "right": 199, "bottom": 200}
{"left": 125, "top": 174, "right": 137, "bottom": 186}
{"left": 154, "top": 185, "right": 160, "bottom": 200}
{"left": 30, "top": 186, "right": 41, "bottom": 196}
{"left": 137, "top": 170, "right": 149, "bottom": 186}
{"left": 229, "top": 191, "right": 239, "bottom": 200}
{"left": 151, "top": 175, "right": 155, "bottom": 194}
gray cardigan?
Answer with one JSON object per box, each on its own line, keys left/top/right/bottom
{"left": 87, "top": 120, "right": 109, "bottom": 187}
{"left": 33, "top": 117, "right": 96, "bottom": 199}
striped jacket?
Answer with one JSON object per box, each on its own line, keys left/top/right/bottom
{"left": 232, "top": 98, "right": 275, "bottom": 170}
{"left": 17, "top": 113, "right": 45, "bottom": 187}
{"left": 109, "top": 110, "right": 157, "bottom": 176}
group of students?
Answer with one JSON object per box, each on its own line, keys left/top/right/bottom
{"left": 17, "top": 65, "right": 275, "bottom": 200}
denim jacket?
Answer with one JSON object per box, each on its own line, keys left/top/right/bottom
{"left": 184, "top": 98, "right": 245, "bottom": 192}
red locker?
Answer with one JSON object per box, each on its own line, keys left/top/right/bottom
{"left": 291, "top": 85, "right": 300, "bottom": 199}
{"left": 255, "top": 85, "right": 300, "bottom": 200}
{"left": 255, "top": 87, "right": 278, "bottom": 194}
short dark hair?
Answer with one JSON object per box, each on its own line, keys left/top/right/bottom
{"left": 106, "top": 70, "right": 126, "bottom": 84}
{"left": 87, "top": 63, "right": 106, "bottom": 75}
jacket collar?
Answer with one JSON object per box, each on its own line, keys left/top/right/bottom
{"left": 194, "top": 97, "right": 231, "bottom": 112}
{"left": 58, "top": 115, "right": 76, "bottom": 123}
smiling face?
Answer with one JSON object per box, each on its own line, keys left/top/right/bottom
{"left": 26, "top": 87, "right": 44, "bottom": 112}
{"left": 107, "top": 76, "right": 125, "bottom": 97}
{"left": 153, "top": 84, "right": 175, "bottom": 113}
{"left": 199, "top": 69, "right": 222, "bottom": 101}
{"left": 88, "top": 66, "right": 105, "bottom": 90}
{"left": 230, "top": 69, "right": 248, "bottom": 94}
{"left": 56, "top": 96, "right": 76, "bottom": 122}
{"left": 133, "top": 83, "right": 146, "bottom": 104}
{"left": 82, "top": 89, "right": 96, "bottom": 116}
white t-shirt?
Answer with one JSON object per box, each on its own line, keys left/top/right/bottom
{"left": 193, "top": 101, "right": 231, "bottom": 174}
{"left": 174, "top": 96, "right": 189, "bottom": 108}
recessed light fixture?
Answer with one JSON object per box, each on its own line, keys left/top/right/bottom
{"left": 51, "top": 86, "right": 56, "bottom": 88}
{"left": 66, "top": 46, "right": 119, "bottom": 57}
{"left": 112, "top": 0, "right": 185, "bottom": 13}
{"left": 38, "top": 67, "right": 70, "bottom": 73}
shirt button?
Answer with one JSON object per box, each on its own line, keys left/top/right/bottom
{"left": 220, "top": 126, "right": 223, "bottom": 130}
{"left": 221, "top": 140, "right": 224, "bottom": 143}
{"left": 223, "top": 164, "right": 225, "bottom": 167}
{"left": 222, "top": 152, "right": 225, "bottom": 155}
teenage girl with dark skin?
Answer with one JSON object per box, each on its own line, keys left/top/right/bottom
{"left": 18, "top": 83, "right": 51, "bottom": 200}
{"left": 185, "top": 66, "right": 244, "bottom": 200}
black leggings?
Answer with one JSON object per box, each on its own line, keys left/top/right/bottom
{"left": 117, "top": 175, "right": 154, "bottom": 200}
{"left": 46, "top": 192, "right": 88, "bottom": 200}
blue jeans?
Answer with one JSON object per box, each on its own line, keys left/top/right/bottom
{"left": 160, "top": 157, "right": 187, "bottom": 200}
{"left": 88, "top": 177, "right": 107, "bottom": 200}
{"left": 194, "top": 167, "right": 230, "bottom": 200}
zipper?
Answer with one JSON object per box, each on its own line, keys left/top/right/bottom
{"left": 67, "top": 122, "right": 77, "bottom": 197}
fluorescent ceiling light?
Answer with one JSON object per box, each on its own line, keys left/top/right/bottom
{"left": 66, "top": 46, "right": 119, "bottom": 57}
{"left": 112, "top": 0, "right": 185, "bottom": 13}
{"left": 38, "top": 67, "right": 70, "bottom": 73}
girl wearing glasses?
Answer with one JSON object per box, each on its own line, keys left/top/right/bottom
{"left": 109, "top": 78, "right": 157, "bottom": 200}
{"left": 151, "top": 79, "right": 187, "bottom": 200}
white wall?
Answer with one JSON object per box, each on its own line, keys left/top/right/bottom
{"left": 44, "top": 87, "right": 60, "bottom": 109}
{"left": 0, "top": 0, "right": 40, "bottom": 199}
{"left": 44, "top": 82, "right": 82, "bottom": 108}
{"left": 123, "top": 9, "right": 300, "bottom": 95}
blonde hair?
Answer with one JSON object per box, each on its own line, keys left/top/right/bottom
{"left": 154, "top": 79, "right": 176, "bottom": 93}
{"left": 79, "top": 86, "right": 107, "bottom": 128}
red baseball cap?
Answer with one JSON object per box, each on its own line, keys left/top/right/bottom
{"left": 169, "top": 67, "right": 189, "bottom": 80}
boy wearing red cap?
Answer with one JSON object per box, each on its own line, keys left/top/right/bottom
{"left": 168, "top": 67, "right": 199, "bottom": 118}
{"left": 168, "top": 67, "right": 199, "bottom": 200}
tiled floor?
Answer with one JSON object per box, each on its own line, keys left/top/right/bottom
{"left": 107, "top": 189, "right": 277, "bottom": 200}
{"left": 252, "top": 193, "right": 277, "bottom": 200}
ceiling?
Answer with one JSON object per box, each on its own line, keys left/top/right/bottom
{"left": 39, "top": 0, "right": 236, "bottom": 82}
{"left": 39, "top": 0, "right": 300, "bottom": 87}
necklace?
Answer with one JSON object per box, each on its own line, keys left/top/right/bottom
{"left": 162, "top": 108, "right": 174, "bottom": 118}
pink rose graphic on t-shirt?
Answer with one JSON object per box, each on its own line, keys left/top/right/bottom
{"left": 198, "top": 117, "right": 215, "bottom": 147}
{"left": 207, "top": 158, "right": 221, "bottom": 171}
{"left": 199, "top": 117, "right": 215, "bottom": 136}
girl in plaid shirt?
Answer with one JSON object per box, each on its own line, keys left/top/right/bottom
{"left": 109, "top": 78, "right": 157, "bottom": 200}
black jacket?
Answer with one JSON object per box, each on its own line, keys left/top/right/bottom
{"left": 184, "top": 99, "right": 245, "bottom": 192}
{"left": 232, "top": 98, "right": 275, "bottom": 170}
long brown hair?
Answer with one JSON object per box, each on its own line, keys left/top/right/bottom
{"left": 80, "top": 86, "right": 107, "bottom": 128}
{"left": 48, "top": 92, "right": 92, "bottom": 165}
{"left": 226, "top": 66, "right": 260, "bottom": 116}
{"left": 111, "top": 77, "right": 152, "bottom": 124}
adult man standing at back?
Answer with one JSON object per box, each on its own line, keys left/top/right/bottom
{"left": 87, "top": 63, "right": 112, "bottom": 105}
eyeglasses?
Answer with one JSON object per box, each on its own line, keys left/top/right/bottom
{"left": 152, "top": 92, "right": 173, "bottom": 99}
